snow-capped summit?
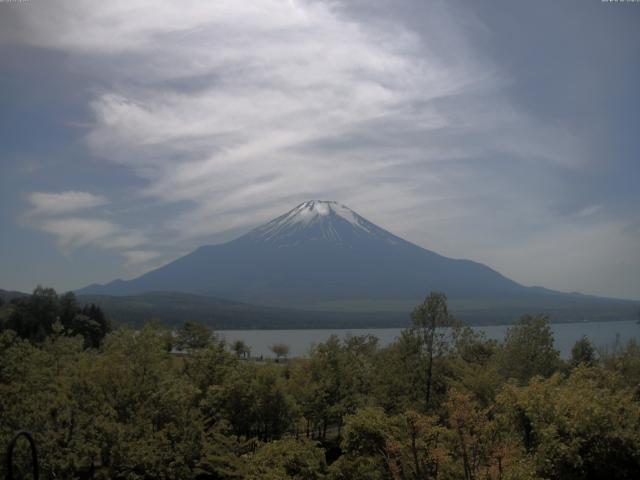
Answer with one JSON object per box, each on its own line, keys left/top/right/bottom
{"left": 279, "top": 201, "right": 362, "bottom": 227}
{"left": 246, "top": 200, "right": 397, "bottom": 247}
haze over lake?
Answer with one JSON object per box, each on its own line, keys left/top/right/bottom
{"left": 221, "top": 320, "right": 640, "bottom": 359}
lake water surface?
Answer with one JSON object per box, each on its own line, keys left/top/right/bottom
{"left": 220, "top": 320, "right": 640, "bottom": 359}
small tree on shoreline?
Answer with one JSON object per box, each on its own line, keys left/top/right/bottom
{"left": 270, "top": 343, "right": 290, "bottom": 362}
{"left": 232, "top": 339, "right": 251, "bottom": 359}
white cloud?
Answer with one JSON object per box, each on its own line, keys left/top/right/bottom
{"left": 28, "top": 191, "right": 109, "bottom": 215}
{"left": 12, "top": 2, "right": 579, "bottom": 238}
{"left": 39, "top": 218, "right": 119, "bottom": 249}
{"left": 26, "top": 191, "right": 150, "bottom": 261}
{"left": 28, "top": 0, "right": 576, "bottom": 244}
{"left": 37, "top": 217, "right": 147, "bottom": 255}
{"left": 576, "top": 204, "right": 604, "bottom": 218}
{"left": 122, "top": 249, "right": 162, "bottom": 265}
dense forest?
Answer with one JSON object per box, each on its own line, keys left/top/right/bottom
{"left": 1, "top": 289, "right": 640, "bottom": 479}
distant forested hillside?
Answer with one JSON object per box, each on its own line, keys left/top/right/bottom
{"left": 76, "top": 291, "right": 409, "bottom": 329}
{"left": 3, "top": 287, "right": 638, "bottom": 333}
{"left": 77, "top": 291, "right": 639, "bottom": 329}
{"left": 0, "top": 288, "right": 28, "bottom": 304}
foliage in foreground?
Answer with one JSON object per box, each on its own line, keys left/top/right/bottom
{"left": 1, "top": 291, "right": 640, "bottom": 479}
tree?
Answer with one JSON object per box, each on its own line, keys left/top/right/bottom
{"left": 334, "top": 407, "right": 446, "bottom": 480}
{"left": 60, "top": 300, "right": 111, "bottom": 348}
{"left": 232, "top": 339, "right": 251, "bottom": 359}
{"left": 80, "top": 303, "right": 111, "bottom": 345}
{"left": 247, "top": 438, "right": 327, "bottom": 480}
{"left": 449, "top": 326, "right": 503, "bottom": 407}
{"left": 599, "top": 338, "right": 640, "bottom": 389}
{"left": 331, "top": 407, "right": 393, "bottom": 479}
{"left": 203, "top": 364, "right": 296, "bottom": 441}
{"left": 183, "top": 340, "right": 237, "bottom": 393}
{"left": 453, "top": 325, "right": 498, "bottom": 366}
{"left": 253, "top": 367, "right": 298, "bottom": 441}
{"left": 500, "top": 314, "right": 560, "bottom": 383}
{"left": 58, "top": 291, "right": 78, "bottom": 330}
{"left": 570, "top": 336, "right": 596, "bottom": 368}
{"left": 409, "top": 292, "right": 457, "bottom": 408}
{"left": 289, "top": 335, "right": 377, "bottom": 442}
{"left": 0, "top": 298, "right": 11, "bottom": 332}
{"left": 69, "top": 313, "right": 103, "bottom": 349}
{"left": 386, "top": 410, "right": 445, "bottom": 480}
{"left": 6, "top": 286, "right": 59, "bottom": 342}
{"left": 2, "top": 288, "right": 110, "bottom": 348}
{"left": 176, "top": 320, "right": 213, "bottom": 351}
{"left": 498, "top": 367, "right": 640, "bottom": 480}
{"left": 270, "top": 342, "right": 290, "bottom": 361}
{"left": 445, "top": 389, "right": 506, "bottom": 480}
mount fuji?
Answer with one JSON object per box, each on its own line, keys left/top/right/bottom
{"left": 78, "top": 201, "right": 638, "bottom": 322}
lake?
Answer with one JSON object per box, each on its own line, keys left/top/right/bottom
{"left": 220, "top": 320, "right": 640, "bottom": 359}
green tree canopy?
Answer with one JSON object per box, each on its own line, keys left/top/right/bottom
{"left": 409, "top": 291, "right": 457, "bottom": 408}
{"left": 500, "top": 314, "right": 560, "bottom": 383}
{"left": 176, "top": 320, "right": 214, "bottom": 351}
{"left": 2, "top": 287, "right": 110, "bottom": 348}
{"left": 270, "top": 342, "right": 290, "bottom": 361}
{"left": 231, "top": 339, "right": 251, "bottom": 358}
{"left": 570, "top": 336, "right": 596, "bottom": 368}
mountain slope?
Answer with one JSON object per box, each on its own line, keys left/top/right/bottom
{"left": 77, "top": 201, "right": 637, "bottom": 316}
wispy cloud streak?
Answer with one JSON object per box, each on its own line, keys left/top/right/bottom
{"left": 28, "top": 191, "right": 109, "bottom": 215}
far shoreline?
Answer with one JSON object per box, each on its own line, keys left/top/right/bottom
{"left": 212, "top": 317, "right": 638, "bottom": 331}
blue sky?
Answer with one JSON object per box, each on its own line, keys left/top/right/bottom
{"left": 0, "top": 0, "right": 638, "bottom": 299}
